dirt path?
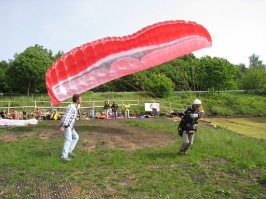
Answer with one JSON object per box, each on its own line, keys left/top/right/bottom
{"left": 0, "top": 119, "right": 178, "bottom": 152}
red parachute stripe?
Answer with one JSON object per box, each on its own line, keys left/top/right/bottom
{"left": 46, "top": 20, "right": 212, "bottom": 104}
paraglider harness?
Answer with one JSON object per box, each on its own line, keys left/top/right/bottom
{"left": 177, "top": 107, "right": 199, "bottom": 137}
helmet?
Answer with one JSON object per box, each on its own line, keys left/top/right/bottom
{"left": 192, "top": 99, "right": 201, "bottom": 105}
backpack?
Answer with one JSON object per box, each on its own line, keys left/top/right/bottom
{"left": 177, "top": 120, "right": 185, "bottom": 137}
{"left": 50, "top": 111, "right": 59, "bottom": 120}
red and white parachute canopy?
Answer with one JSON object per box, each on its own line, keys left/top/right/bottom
{"left": 45, "top": 20, "right": 212, "bottom": 104}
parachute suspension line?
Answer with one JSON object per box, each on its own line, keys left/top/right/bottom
{"left": 189, "top": 54, "right": 205, "bottom": 111}
{"left": 172, "top": 60, "right": 196, "bottom": 100}
{"left": 119, "top": 77, "right": 142, "bottom": 102}
{"left": 129, "top": 73, "right": 171, "bottom": 113}
{"left": 193, "top": 60, "right": 200, "bottom": 91}
{"left": 194, "top": 63, "right": 206, "bottom": 111}
{"left": 199, "top": 65, "right": 208, "bottom": 101}
{"left": 119, "top": 77, "right": 151, "bottom": 101}
{"left": 154, "top": 66, "right": 195, "bottom": 112}
{"left": 199, "top": 64, "right": 206, "bottom": 98}
{"left": 119, "top": 77, "right": 141, "bottom": 92}
{"left": 154, "top": 67, "right": 192, "bottom": 100}
{"left": 102, "top": 83, "right": 121, "bottom": 92}
{"left": 132, "top": 73, "right": 159, "bottom": 100}
{"left": 189, "top": 54, "right": 200, "bottom": 98}
{"left": 190, "top": 56, "right": 196, "bottom": 92}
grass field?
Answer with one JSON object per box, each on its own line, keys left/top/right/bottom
{"left": 203, "top": 117, "right": 266, "bottom": 139}
{"left": 2, "top": 91, "right": 266, "bottom": 117}
{"left": 0, "top": 118, "right": 266, "bottom": 198}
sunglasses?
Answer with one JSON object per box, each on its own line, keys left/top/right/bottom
{"left": 195, "top": 105, "right": 201, "bottom": 108}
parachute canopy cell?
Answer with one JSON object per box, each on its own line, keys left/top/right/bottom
{"left": 45, "top": 20, "right": 212, "bottom": 104}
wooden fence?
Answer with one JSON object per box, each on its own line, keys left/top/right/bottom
{"left": 0, "top": 100, "right": 189, "bottom": 118}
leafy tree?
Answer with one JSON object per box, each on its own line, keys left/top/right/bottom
{"left": 119, "top": 74, "right": 146, "bottom": 92}
{"left": 0, "top": 60, "right": 9, "bottom": 68}
{"left": 144, "top": 73, "right": 174, "bottom": 98}
{"left": 197, "top": 56, "right": 238, "bottom": 93}
{"left": 158, "top": 61, "right": 183, "bottom": 91}
{"left": 236, "top": 63, "right": 248, "bottom": 89}
{"left": 0, "top": 60, "right": 11, "bottom": 92}
{"left": 91, "top": 82, "right": 112, "bottom": 92}
{"left": 241, "top": 54, "right": 266, "bottom": 93}
{"left": 52, "top": 50, "right": 64, "bottom": 61}
{"left": 4, "top": 45, "right": 53, "bottom": 96}
{"left": 238, "top": 63, "right": 247, "bottom": 73}
{"left": 249, "top": 54, "right": 266, "bottom": 69}
{"left": 158, "top": 57, "right": 195, "bottom": 91}
{"left": 0, "top": 67, "right": 6, "bottom": 92}
{"left": 241, "top": 67, "right": 266, "bottom": 91}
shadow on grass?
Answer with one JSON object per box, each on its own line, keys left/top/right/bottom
{"left": 144, "top": 151, "right": 178, "bottom": 160}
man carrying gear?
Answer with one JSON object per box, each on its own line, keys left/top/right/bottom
{"left": 173, "top": 99, "right": 205, "bottom": 155}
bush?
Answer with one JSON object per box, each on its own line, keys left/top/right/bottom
{"left": 145, "top": 73, "right": 174, "bottom": 98}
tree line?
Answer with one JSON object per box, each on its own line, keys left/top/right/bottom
{"left": 0, "top": 44, "right": 265, "bottom": 98}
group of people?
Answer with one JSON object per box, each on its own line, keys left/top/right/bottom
{"left": 59, "top": 94, "right": 205, "bottom": 162}
{"left": 103, "top": 100, "right": 130, "bottom": 119}
{"left": 0, "top": 106, "right": 58, "bottom": 121}
{"left": 0, "top": 108, "right": 19, "bottom": 120}
{"left": 1, "top": 94, "right": 204, "bottom": 162}
{"left": 1, "top": 97, "right": 204, "bottom": 161}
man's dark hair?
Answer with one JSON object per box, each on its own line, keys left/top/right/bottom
{"left": 72, "top": 94, "right": 81, "bottom": 102}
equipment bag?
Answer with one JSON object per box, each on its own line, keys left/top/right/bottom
{"left": 177, "top": 122, "right": 184, "bottom": 137}
{"left": 50, "top": 111, "right": 59, "bottom": 120}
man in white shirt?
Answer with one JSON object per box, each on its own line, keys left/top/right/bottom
{"left": 150, "top": 100, "right": 159, "bottom": 118}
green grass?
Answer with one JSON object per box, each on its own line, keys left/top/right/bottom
{"left": 203, "top": 117, "right": 266, "bottom": 139}
{"left": 2, "top": 91, "right": 266, "bottom": 116}
{"left": 0, "top": 119, "right": 266, "bottom": 198}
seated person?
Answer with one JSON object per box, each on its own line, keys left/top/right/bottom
{"left": 22, "top": 108, "right": 28, "bottom": 120}
{"left": 32, "top": 107, "right": 42, "bottom": 120}
{"left": 11, "top": 108, "right": 18, "bottom": 120}
{"left": 0, "top": 109, "right": 8, "bottom": 119}
{"left": 49, "top": 107, "right": 56, "bottom": 114}
{"left": 48, "top": 107, "right": 60, "bottom": 120}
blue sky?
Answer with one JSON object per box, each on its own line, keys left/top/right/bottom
{"left": 1, "top": 0, "right": 265, "bottom": 67}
